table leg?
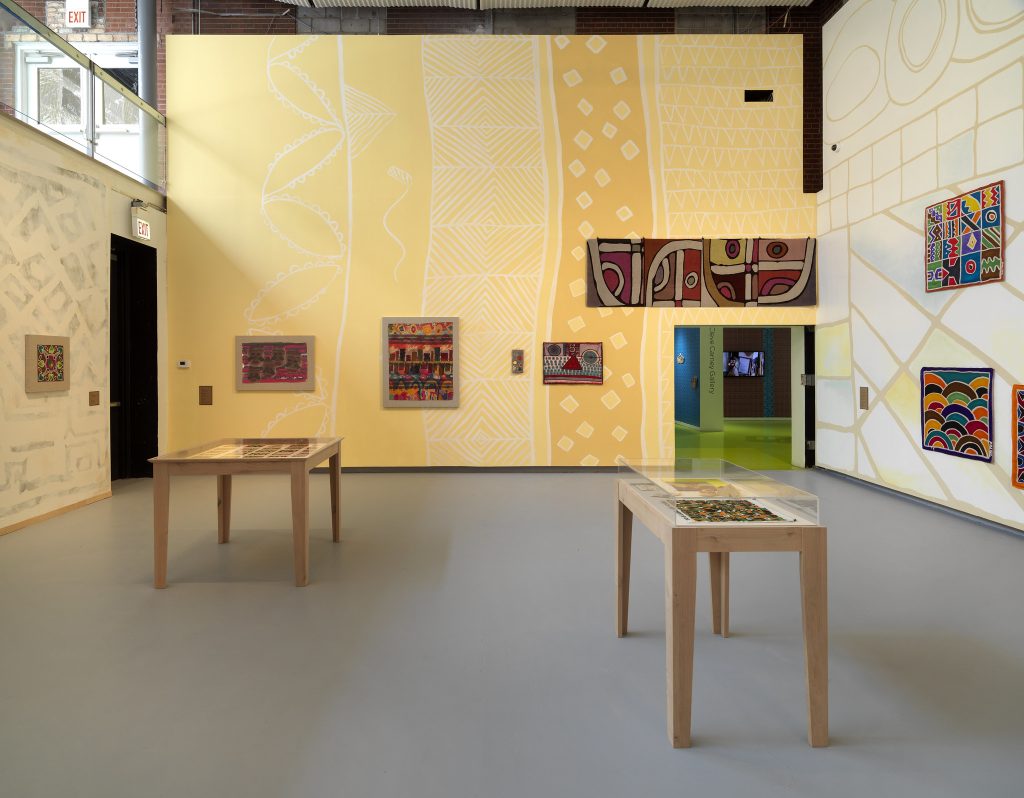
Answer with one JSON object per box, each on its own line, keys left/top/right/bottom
{"left": 721, "top": 552, "right": 730, "bottom": 639}
{"left": 291, "top": 463, "right": 310, "bottom": 587}
{"left": 217, "top": 475, "right": 232, "bottom": 544}
{"left": 153, "top": 463, "right": 170, "bottom": 589}
{"left": 617, "top": 501, "right": 633, "bottom": 638}
{"left": 665, "top": 528, "right": 697, "bottom": 748}
{"left": 709, "top": 552, "right": 722, "bottom": 635}
{"left": 800, "top": 527, "right": 828, "bottom": 747}
{"left": 329, "top": 452, "right": 341, "bottom": 542}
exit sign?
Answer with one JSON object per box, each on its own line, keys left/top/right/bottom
{"left": 134, "top": 216, "right": 151, "bottom": 241}
{"left": 65, "top": 0, "right": 90, "bottom": 29}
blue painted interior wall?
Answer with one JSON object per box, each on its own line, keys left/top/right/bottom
{"left": 673, "top": 327, "right": 700, "bottom": 426}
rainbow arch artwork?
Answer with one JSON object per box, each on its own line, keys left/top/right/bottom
{"left": 921, "top": 367, "right": 993, "bottom": 463}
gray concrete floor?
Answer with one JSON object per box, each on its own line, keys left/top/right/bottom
{"left": 0, "top": 470, "right": 1022, "bottom": 798}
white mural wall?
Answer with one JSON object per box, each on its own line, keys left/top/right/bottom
{"left": 817, "top": 0, "right": 1024, "bottom": 530}
{"left": 0, "top": 127, "right": 111, "bottom": 531}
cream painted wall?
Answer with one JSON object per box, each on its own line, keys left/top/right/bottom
{"left": 166, "top": 34, "right": 816, "bottom": 467}
{"left": 817, "top": 0, "right": 1024, "bottom": 530}
{"left": 0, "top": 113, "right": 167, "bottom": 531}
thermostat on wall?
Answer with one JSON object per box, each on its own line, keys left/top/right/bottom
{"left": 177, "top": 360, "right": 191, "bottom": 369}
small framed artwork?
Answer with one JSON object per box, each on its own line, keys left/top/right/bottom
{"left": 921, "top": 367, "right": 992, "bottom": 462}
{"left": 235, "top": 336, "right": 315, "bottom": 391}
{"left": 542, "top": 342, "right": 603, "bottom": 385}
{"left": 25, "top": 335, "right": 70, "bottom": 394}
{"left": 925, "top": 180, "right": 1004, "bottom": 292}
{"left": 1013, "top": 384, "right": 1023, "bottom": 490}
{"left": 511, "top": 349, "right": 524, "bottom": 375}
{"left": 382, "top": 317, "right": 459, "bottom": 407}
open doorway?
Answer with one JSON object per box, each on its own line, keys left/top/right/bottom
{"left": 110, "top": 234, "right": 158, "bottom": 479}
{"left": 673, "top": 326, "right": 814, "bottom": 470}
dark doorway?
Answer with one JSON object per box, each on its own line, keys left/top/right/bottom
{"left": 110, "top": 234, "right": 158, "bottom": 479}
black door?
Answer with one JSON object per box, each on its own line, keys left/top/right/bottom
{"left": 804, "top": 326, "right": 816, "bottom": 468}
{"left": 110, "top": 234, "right": 158, "bottom": 479}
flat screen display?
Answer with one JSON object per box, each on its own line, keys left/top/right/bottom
{"left": 723, "top": 351, "right": 764, "bottom": 377}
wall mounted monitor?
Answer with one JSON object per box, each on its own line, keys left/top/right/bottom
{"left": 723, "top": 351, "right": 764, "bottom": 377}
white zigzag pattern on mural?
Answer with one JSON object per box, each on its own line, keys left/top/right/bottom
{"left": 420, "top": 37, "right": 549, "bottom": 466}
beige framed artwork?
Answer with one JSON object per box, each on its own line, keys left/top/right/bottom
{"left": 235, "top": 336, "right": 315, "bottom": 391}
{"left": 25, "top": 335, "right": 70, "bottom": 394}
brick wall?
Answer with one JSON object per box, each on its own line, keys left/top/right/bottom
{"left": 386, "top": 9, "right": 491, "bottom": 35}
{"left": 575, "top": 9, "right": 674, "bottom": 35}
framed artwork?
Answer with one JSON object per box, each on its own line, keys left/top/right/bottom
{"left": 25, "top": 335, "right": 70, "bottom": 394}
{"left": 586, "top": 237, "right": 816, "bottom": 308}
{"left": 511, "top": 349, "right": 524, "bottom": 375}
{"left": 672, "top": 499, "right": 793, "bottom": 523}
{"left": 1013, "top": 384, "right": 1024, "bottom": 490}
{"left": 235, "top": 336, "right": 315, "bottom": 391}
{"left": 542, "top": 342, "right": 603, "bottom": 385}
{"left": 925, "top": 180, "right": 1004, "bottom": 292}
{"left": 921, "top": 367, "right": 993, "bottom": 462}
{"left": 382, "top": 317, "right": 459, "bottom": 407}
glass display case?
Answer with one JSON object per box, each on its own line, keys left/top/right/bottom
{"left": 617, "top": 457, "right": 819, "bottom": 526}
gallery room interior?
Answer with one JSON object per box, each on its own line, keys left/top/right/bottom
{"left": 0, "top": 0, "right": 1022, "bottom": 796}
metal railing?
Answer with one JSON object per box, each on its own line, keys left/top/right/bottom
{"left": 0, "top": 0, "right": 165, "bottom": 190}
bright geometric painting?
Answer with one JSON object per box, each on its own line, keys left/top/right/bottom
{"left": 586, "top": 238, "right": 816, "bottom": 307}
{"left": 925, "top": 180, "right": 1004, "bottom": 292}
{"left": 921, "top": 367, "right": 993, "bottom": 462}
{"left": 24, "top": 335, "right": 70, "bottom": 394}
{"left": 1013, "top": 384, "right": 1024, "bottom": 490}
{"left": 236, "top": 336, "right": 315, "bottom": 391}
{"left": 382, "top": 318, "right": 459, "bottom": 407}
{"left": 542, "top": 342, "right": 603, "bottom": 385}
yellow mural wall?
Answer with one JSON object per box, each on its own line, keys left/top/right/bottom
{"left": 166, "top": 34, "right": 815, "bottom": 466}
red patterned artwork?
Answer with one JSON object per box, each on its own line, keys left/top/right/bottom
{"left": 235, "top": 336, "right": 315, "bottom": 391}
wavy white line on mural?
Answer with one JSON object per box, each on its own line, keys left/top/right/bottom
{"left": 245, "top": 261, "right": 342, "bottom": 328}
{"left": 330, "top": 36, "right": 355, "bottom": 434}
{"left": 259, "top": 368, "right": 330, "bottom": 437}
{"left": 540, "top": 37, "right": 564, "bottom": 466}
{"left": 383, "top": 166, "right": 412, "bottom": 283}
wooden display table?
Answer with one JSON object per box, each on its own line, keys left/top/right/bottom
{"left": 615, "top": 458, "right": 827, "bottom": 748}
{"left": 149, "top": 437, "right": 342, "bottom": 588}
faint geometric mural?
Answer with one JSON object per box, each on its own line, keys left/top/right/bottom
{"left": 420, "top": 37, "right": 551, "bottom": 465}
{"left": 0, "top": 139, "right": 109, "bottom": 529}
{"left": 921, "top": 367, "right": 993, "bottom": 462}
{"left": 1012, "top": 384, "right": 1023, "bottom": 490}
{"left": 542, "top": 342, "right": 603, "bottom": 385}
{"left": 817, "top": 0, "right": 1024, "bottom": 530}
{"left": 925, "top": 180, "right": 1004, "bottom": 292}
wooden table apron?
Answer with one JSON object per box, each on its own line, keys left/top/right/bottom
{"left": 151, "top": 439, "right": 342, "bottom": 588}
{"left": 616, "top": 479, "right": 828, "bottom": 749}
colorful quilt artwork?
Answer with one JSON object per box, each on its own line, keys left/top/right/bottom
{"left": 1013, "top": 384, "right": 1024, "bottom": 490}
{"left": 926, "top": 180, "right": 1004, "bottom": 292}
{"left": 672, "top": 499, "right": 792, "bottom": 523}
{"left": 586, "top": 238, "right": 815, "bottom": 307}
{"left": 383, "top": 318, "right": 459, "bottom": 407}
{"left": 542, "top": 342, "right": 603, "bottom": 385}
{"left": 921, "top": 367, "right": 993, "bottom": 462}
{"left": 24, "top": 335, "right": 70, "bottom": 394}
{"left": 235, "top": 336, "right": 315, "bottom": 391}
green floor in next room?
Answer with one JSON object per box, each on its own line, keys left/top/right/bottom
{"left": 675, "top": 418, "right": 794, "bottom": 471}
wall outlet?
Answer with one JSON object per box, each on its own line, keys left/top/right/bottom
{"left": 199, "top": 385, "right": 213, "bottom": 405}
